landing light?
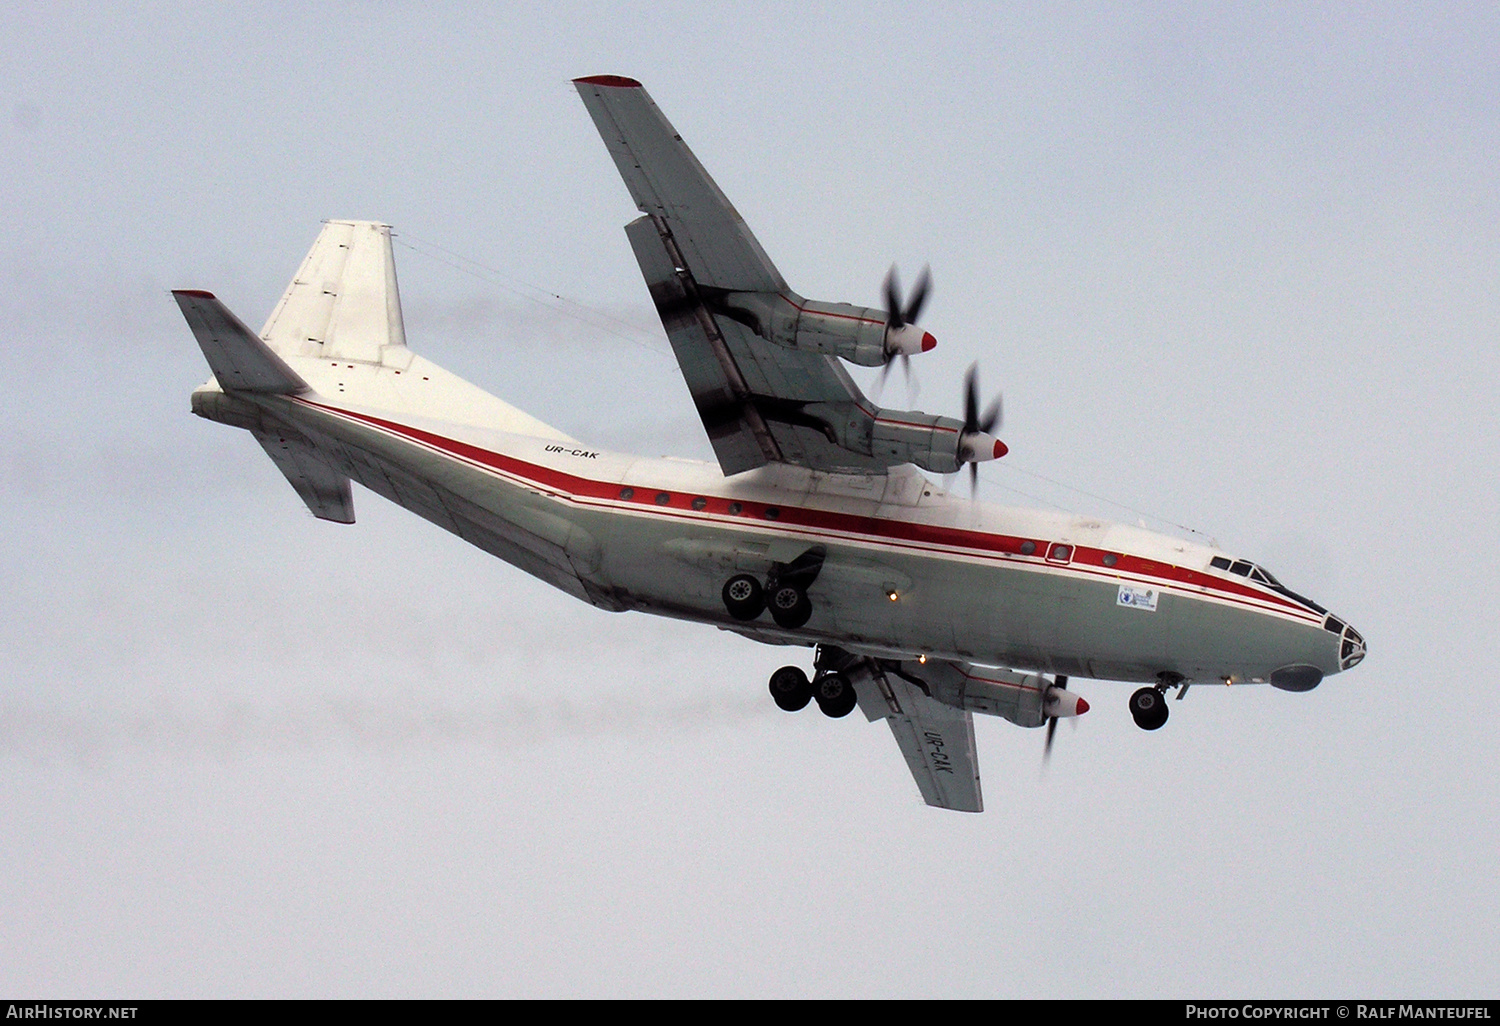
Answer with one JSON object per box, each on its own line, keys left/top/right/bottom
{"left": 918, "top": 654, "right": 927, "bottom": 664}
{"left": 886, "top": 589, "right": 900, "bottom": 601}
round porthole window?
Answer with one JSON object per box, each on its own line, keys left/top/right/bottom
{"left": 619, "top": 487, "right": 634, "bottom": 500}
{"left": 1019, "top": 541, "right": 1036, "bottom": 555}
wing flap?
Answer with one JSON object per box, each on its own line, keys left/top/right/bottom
{"left": 173, "top": 290, "right": 309, "bottom": 394}
{"left": 623, "top": 215, "right": 775, "bottom": 474}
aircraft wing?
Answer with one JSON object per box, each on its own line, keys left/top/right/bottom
{"left": 575, "top": 76, "right": 889, "bottom": 477}
{"left": 855, "top": 664, "right": 984, "bottom": 813}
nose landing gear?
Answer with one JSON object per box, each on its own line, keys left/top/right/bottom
{"left": 1129, "top": 687, "right": 1169, "bottom": 730}
{"left": 1130, "top": 672, "right": 1185, "bottom": 730}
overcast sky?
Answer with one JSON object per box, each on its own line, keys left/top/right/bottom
{"left": 2, "top": 2, "right": 1497, "bottom": 998}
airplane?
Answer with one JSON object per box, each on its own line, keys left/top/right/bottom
{"left": 173, "top": 75, "right": 1366, "bottom": 812}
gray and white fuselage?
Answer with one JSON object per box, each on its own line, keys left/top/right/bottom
{"left": 191, "top": 346, "right": 1361, "bottom": 693}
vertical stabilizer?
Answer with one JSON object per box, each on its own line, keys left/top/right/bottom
{"left": 260, "top": 220, "right": 411, "bottom": 368}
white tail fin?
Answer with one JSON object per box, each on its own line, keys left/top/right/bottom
{"left": 260, "top": 220, "right": 410, "bottom": 367}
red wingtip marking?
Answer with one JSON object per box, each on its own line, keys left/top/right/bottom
{"left": 574, "top": 75, "right": 642, "bottom": 88}
{"left": 173, "top": 289, "right": 217, "bottom": 299}
{"left": 993, "top": 440, "right": 1008, "bottom": 459}
{"left": 1076, "top": 697, "right": 1090, "bottom": 715}
{"left": 921, "top": 332, "right": 936, "bottom": 352}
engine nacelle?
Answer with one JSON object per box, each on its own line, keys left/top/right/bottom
{"left": 716, "top": 290, "right": 932, "bottom": 367}
{"left": 888, "top": 660, "right": 1086, "bottom": 729}
{"left": 814, "top": 405, "right": 1004, "bottom": 475}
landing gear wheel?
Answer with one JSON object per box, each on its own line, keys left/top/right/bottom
{"left": 768, "top": 665, "right": 812, "bottom": 712}
{"left": 767, "top": 584, "right": 812, "bottom": 629}
{"left": 1129, "top": 687, "right": 1169, "bottom": 731}
{"left": 813, "top": 672, "right": 858, "bottom": 718}
{"left": 722, "top": 574, "right": 765, "bottom": 621}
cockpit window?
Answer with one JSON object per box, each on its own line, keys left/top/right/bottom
{"left": 1229, "top": 560, "right": 1253, "bottom": 576}
{"left": 1211, "top": 556, "right": 1231, "bottom": 570}
{"left": 1256, "top": 565, "right": 1282, "bottom": 587}
{"left": 1323, "top": 615, "right": 1345, "bottom": 635}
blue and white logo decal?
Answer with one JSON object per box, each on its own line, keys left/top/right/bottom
{"left": 1117, "top": 585, "right": 1159, "bottom": 612}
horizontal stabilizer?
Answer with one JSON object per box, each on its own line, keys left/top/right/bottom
{"left": 173, "top": 290, "right": 309, "bottom": 394}
{"left": 252, "top": 429, "right": 355, "bottom": 523}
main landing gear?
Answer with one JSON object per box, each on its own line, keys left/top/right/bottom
{"left": 767, "top": 647, "right": 859, "bottom": 718}
{"left": 725, "top": 573, "right": 812, "bottom": 628}
{"left": 722, "top": 548, "right": 825, "bottom": 630}
{"left": 1129, "top": 672, "right": 1185, "bottom": 731}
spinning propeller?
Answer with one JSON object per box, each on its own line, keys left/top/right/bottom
{"left": 1042, "top": 675, "right": 1089, "bottom": 764}
{"left": 880, "top": 265, "right": 936, "bottom": 396}
{"left": 957, "top": 364, "right": 1006, "bottom": 493}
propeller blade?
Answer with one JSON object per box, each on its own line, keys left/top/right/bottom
{"left": 980, "top": 394, "right": 1003, "bottom": 435}
{"left": 903, "top": 265, "right": 931, "bottom": 324}
{"left": 1043, "top": 675, "right": 1068, "bottom": 765}
{"left": 884, "top": 266, "right": 904, "bottom": 329}
{"left": 963, "top": 364, "right": 979, "bottom": 432}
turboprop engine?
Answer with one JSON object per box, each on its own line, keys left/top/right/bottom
{"left": 713, "top": 289, "right": 934, "bottom": 368}
{"left": 879, "top": 659, "right": 1089, "bottom": 730}
{"left": 816, "top": 364, "right": 1008, "bottom": 478}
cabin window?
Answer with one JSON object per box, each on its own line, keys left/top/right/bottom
{"left": 1019, "top": 541, "right": 1036, "bottom": 555}
{"left": 764, "top": 507, "right": 780, "bottom": 520}
{"left": 1102, "top": 553, "right": 1118, "bottom": 567}
{"left": 654, "top": 492, "right": 672, "bottom": 505}
{"left": 728, "top": 502, "right": 742, "bottom": 515}
{"left": 690, "top": 497, "right": 708, "bottom": 511}
{"left": 1049, "top": 544, "right": 1072, "bottom": 561}
{"left": 618, "top": 487, "right": 634, "bottom": 500}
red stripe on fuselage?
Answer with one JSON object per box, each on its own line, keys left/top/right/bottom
{"left": 291, "top": 397, "right": 1319, "bottom": 624}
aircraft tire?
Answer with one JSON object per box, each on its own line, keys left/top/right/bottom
{"left": 768, "top": 584, "right": 812, "bottom": 629}
{"left": 1129, "top": 687, "right": 1169, "bottom": 730}
{"left": 722, "top": 574, "right": 766, "bottom": 620}
{"left": 769, "top": 666, "right": 813, "bottom": 712}
{"left": 813, "top": 672, "right": 857, "bottom": 718}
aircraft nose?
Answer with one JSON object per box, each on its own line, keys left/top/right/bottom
{"left": 1338, "top": 621, "right": 1366, "bottom": 671}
